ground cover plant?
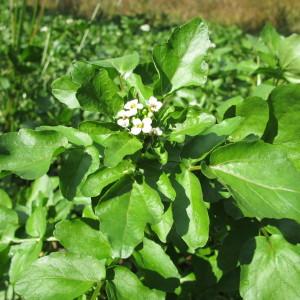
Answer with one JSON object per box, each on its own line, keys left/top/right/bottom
{"left": 1, "top": 10, "right": 300, "bottom": 300}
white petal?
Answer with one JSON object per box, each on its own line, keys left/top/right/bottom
{"left": 154, "top": 127, "right": 163, "bottom": 136}
{"left": 148, "top": 96, "right": 158, "bottom": 105}
{"left": 131, "top": 126, "right": 142, "bottom": 135}
{"left": 142, "top": 124, "right": 152, "bottom": 134}
{"left": 126, "top": 109, "right": 138, "bottom": 117}
{"left": 142, "top": 117, "right": 152, "bottom": 126}
{"left": 132, "top": 118, "right": 142, "bottom": 126}
{"left": 117, "top": 118, "right": 129, "bottom": 128}
{"left": 137, "top": 103, "right": 144, "bottom": 110}
{"left": 156, "top": 101, "right": 163, "bottom": 110}
{"left": 117, "top": 110, "right": 127, "bottom": 118}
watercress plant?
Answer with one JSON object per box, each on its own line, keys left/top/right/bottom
{"left": 1, "top": 18, "right": 300, "bottom": 300}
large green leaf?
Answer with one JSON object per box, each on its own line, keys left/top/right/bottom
{"left": 0, "top": 206, "right": 18, "bottom": 251}
{"left": 106, "top": 266, "right": 165, "bottom": 300}
{"left": 0, "top": 129, "right": 67, "bottom": 180}
{"left": 240, "top": 235, "right": 300, "bottom": 300}
{"left": 209, "top": 142, "right": 300, "bottom": 222}
{"left": 230, "top": 97, "right": 269, "bottom": 141}
{"left": 15, "top": 252, "right": 106, "bottom": 300}
{"left": 54, "top": 219, "right": 111, "bottom": 260}
{"left": 174, "top": 166, "right": 209, "bottom": 251}
{"left": 153, "top": 18, "right": 211, "bottom": 95}
{"left": 51, "top": 75, "right": 80, "bottom": 109}
{"left": 25, "top": 207, "right": 47, "bottom": 238}
{"left": 81, "top": 160, "right": 135, "bottom": 197}
{"left": 90, "top": 52, "right": 139, "bottom": 76}
{"left": 133, "top": 238, "right": 180, "bottom": 279}
{"left": 37, "top": 126, "right": 92, "bottom": 146}
{"left": 76, "top": 69, "right": 123, "bottom": 116}
{"left": 59, "top": 148, "right": 93, "bottom": 200}
{"left": 103, "top": 132, "right": 143, "bottom": 167}
{"left": 269, "top": 84, "right": 300, "bottom": 170}
{"left": 9, "top": 241, "right": 42, "bottom": 284}
{"left": 96, "top": 181, "right": 163, "bottom": 258}
{"left": 278, "top": 34, "right": 300, "bottom": 83}
{"left": 0, "top": 188, "right": 12, "bottom": 208}
{"left": 169, "top": 111, "right": 215, "bottom": 143}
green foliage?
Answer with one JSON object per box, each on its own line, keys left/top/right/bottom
{"left": 1, "top": 10, "right": 300, "bottom": 300}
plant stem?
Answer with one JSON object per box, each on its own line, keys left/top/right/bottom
{"left": 90, "top": 281, "right": 103, "bottom": 300}
{"left": 189, "top": 165, "right": 201, "bottom": 171}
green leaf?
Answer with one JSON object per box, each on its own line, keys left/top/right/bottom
{"left": 0, "top": 206, "right": 18, "bottom": 251}
{"left": 278, "top": 34, "right": 300, "bottom": 83}
{"left": 70, "top": 61, "right": 96, "bottom": 85}
{"left": 59, "top": 148, "right": 93, "bottom": 200}
{"left": 230, "top": 97, "right": 269, "bottom": 141}
{"left": 9, "top": 241, "right": 42, "bottom": 284}
{"left": 125, "top": 73, "right": 153, "bottom": 103}
{"left": 182, "top": 117, "right": 243, "bottom": 161}
{"left": 82, "top": 160, "right": 135, "bottom": 197}
{"left": 96, "top": 181, "right": 163, "bottom": 258}
{"left": 269, "top": 84, "right": 300, "bottom": 170}
{"left": 25, "top": 207, "right": 47, "bottom": 238}
{"left": 157, "top": 173, "right": 176, "bottom": 201}
{"left": 79, "top": 121, "right": 119, "bottom": 145}
{"left": 134, "top": 237, "right": 180, "bottom": 279}
{"left": 240, "top": 235, "right": 300, "bottom": 300}
{"left": 106, "top": 266, "right": 165, "bottom": 300}
{"left": 76, "top": 69, "right": 123, "bottom": 116}
{"left": 90, "top": 52, "right": 139, "bottom": 76}
{"left": 151, "top": 205, "right": 173, "bottom": 243}
{"left": 104, "top": 132, "right": 143, "bottom": 167}
{"left": 174, "top": 166, "right": 209, "bottom": 251}
{"left": 51, "top": 75, "right": 80, "bottom": 109}
{"left": 169, "top": 111, "right": 215, "bottom": 143}
{"left": 0, "top": 188, "right": 12, "bottom": 208}
{"left": 15, "top": 252, "right": 106, "bottom": 300}
{"left": 0, "top": 129, "right": 68, "bottom": 180}
{"left": 209, "top": 142, "right": 300, "bottom": 222}
{"left": 37, "top": 126, "right": 92, "bottom": 146}
{"left": 54, "top": 219, "right": 111, "bottom": 260}
{"left": 153, "top": 18, "right": 211, "bottom": 95}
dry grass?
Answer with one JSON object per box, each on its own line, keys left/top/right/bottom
{"left": 30, "top": 0, "right": 300, "bottom": 32}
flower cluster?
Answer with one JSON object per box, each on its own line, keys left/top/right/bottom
{"left": 116, "top": 96, "right": 163, "bottom": 136}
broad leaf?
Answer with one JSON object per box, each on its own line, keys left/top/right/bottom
{"left": 103, "top": 132, "right": 143, "bottom": 167}
{"left": 90, "top": 52, "right": 139, "bottom": 76}
{"left": 76, "top": 69, "right": 123, "bottom": 116}
{"left": 169, "top": 111, "right": 215, "bottom": 143}
{"left": 209, "top": 142, "right": 300, "bottom": 222}
{"left": 153, "top": 18, "right": 211, "bottom": 95}
{"left": 0, "top": 129, "right": 67, "bottom": 180}
{"left": 240, "top": 235, "right": 300, "bottom": 300}
{"left": 134, "top": 238, "right": 180, "bottom": 279}
{"left": 81, "top": 160, "right": 135, "bottom": 197}
{"left": 230, "top": 97, "right": 269, "bottom": 141}
{"left": 51, "top": 75, "right": 80, "bottom": 109}
{"left": 0, "top": 206, "right": 18, "bottom": 251}
{"left": 96, "top": 181, "right": 163, "bottom": 258}
{"left": 15, "top": 252, "right": 106, "bottom": 300}
{"left": 9, "top": 241, "right": 42, "bottom": 283}
{"left": 25, "top": 207, "right": 47, "bottom": 238}
{"left": 174, "top": 166, "right": 209, "bottom": 251}
{"left": 269, "top": 84, "right": 300, "bottom": 170}
{"left": 106, "top": 266, "right": 165, "bottom": 300}
{"left": 37, "top": 126, "right": 92, "bottom": 146}
{"left": 0, "top": 188, "right": 12, "bottom": 208}
{"left": 54, "top": 219, "right": 111, "bottom": 260}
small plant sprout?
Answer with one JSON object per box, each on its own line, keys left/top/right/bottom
{"left": 116, "top": 97, "right": 164, "bottom": 136}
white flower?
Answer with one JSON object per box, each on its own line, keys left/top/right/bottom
{"left": 116, "top": 110, "right": 130, "bottom": 128}
{"left": 124, "top": 99, "right": 143, "bottom": 117}
{"left": 140, "top": 24, "right": 151, "bottom": 32}
{"left": 117, "top": 118, "right": 129, "bottom": 128}
{"left": 148, "top": 96, "right": 162, "bottom": 112}
{"left": 40, "top": 26, "right": 48, "bottom": 32}
{"left": 152, "top": 127, "right": 163, "bottom": 136}
{"left": 66, "top": 18, "right": 74, "bottom": 24}
{"left": 131, "top": 118, "right": 152, "bottom": 135}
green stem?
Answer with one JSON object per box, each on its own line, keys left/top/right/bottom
{"left": 90, "top": 281, "right": 103, "bottom": 300}
{"left": 189, "top": 165, "right": 201, "bottom": 171}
